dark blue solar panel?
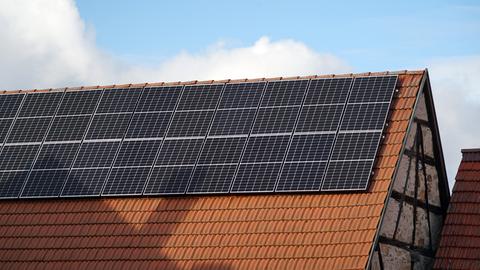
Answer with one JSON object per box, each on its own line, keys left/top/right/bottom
{"left": 102, "top": 167, "right": 151, "bottom": 195}
{"left": 0, "top": 94, "right": 24, "bottom": 118}
{"left": 0, "top": 171, "right": 29, "bottom": 198}
{"left": 62, "top": 168, "right": 110, "bottom": 196}
{"left": 33, "top": 143, "right": 80, "bottom": 169}
{"left": 209, "top": 109, "right": 256, "bottom": 136}
{"left": 21, "top": 169, "right": 69, "bottom": 197}
{"left": 251, "top": 107, "right": 300, "bottom": 134}
{"left": 187, "top": 164, "right": 237, "bottom": 193}
{"left": 125, "top": 112, "right": 172, "bottom": 139}
{"left": 260, "top": 80, "right": 308, "bottom": 107}
{"left": 219, "top": 82, "right": 265, "bottom": 109}
{"left": 85, "top": 114, "right": 131, "bottom": 140}
{"left": 0, "top": 119, "right": 13, "bottom": 144}
{"left": 197, "top": 137, "right": 246, "bottom": 165}
{"left": 348, "top": 76, "right": 397, "bottom": 103}
{"left": 167, "top": 110, "right": 215, "bottom": 137}
{"left": 0, "top": 144, "right": 40, "bottom": 170}
{"left": 322, "top": 160, "right": 373, "bottom": 191}
{"left": 276, "top": 162, "right": 328, "bottom": 192}
{"left": 240, "top": 135, "right": 290, "bottom": 163}
{"left": 57, "top": 90, "right": 102, "bottom": 116}
{"left": 73, "top": 141, "right": 120, "bottom": 168}
{"left": 136, "top": 87, "right": 182, "bottom": 112}
{"left": 0, "top": 75, "right": 397, "bottom": 198}
{"left": 96, "top": 88, "right": 142, "bottom": 113}
{"left": 176, "top": 84, "right": 223, "bottom": 111}
{"left": 329, "top": 132, "right": 381, "bottom": 161}
{"left": 18, "top": 92, "right": 63, "bottom": 117}
{"left": 45, "top": 115, "right": 91, "bottom": 142}
{"left": 113, "top": 140, "right": 162, "bottom": 167}
{"left": 340, "top": 103, "right": 390, "bottom": 131}
{"left": 231, "top": 163, "right": 282, "bottom": 193}
{"left": 304, "top": 78, "right": 352, "bottom": 105}
{"left": 285, "top": 134, "right": 335, "bottom": 162}
{"left": 156, "top": 139, "right": 203, "bottom": 166}
{"left": 6, "top": 117, "right": 51, "bottom": 143}
{"left": 295, "top": 105, "right": 344, "bottom": 132}
{"left": 144, "top": 166, "right": 194, "bottom": 195}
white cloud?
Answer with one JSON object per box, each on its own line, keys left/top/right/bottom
{"left": 0, "top": 0, "right": 349, "bottom": 90}
{"left": 429, "top": 56, "right": 480, "bottom": 187}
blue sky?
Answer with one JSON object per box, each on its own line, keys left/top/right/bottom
{"left": 76, "top": 0, "right": 480, "bottom": 71}
{"left": 1, "top": 0, "right": 479, "bottom": 186}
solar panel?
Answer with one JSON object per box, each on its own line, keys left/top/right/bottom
{"left": 167, "top": 110, "right": 215, "bottom": 137}
{"left": 209, "top": 109, "right": 256, "bottom": 136}
{"left": 21, "top": 169, "right": 69, "bottom": 198}
{"left": 0, "top": 171, "right": 29, "bottom": 198}
{"left": 45, "top": 115, "right": 91, "bottom": 142}
{"left": 176, "top": 84, "right": 223, "bottom": 111}
{"left": 136, "top": 87, "right": 182, "bottom": 112}
{"left": 72, "top": 141, "right": 120, "bottom": 168}
{"left": 85, "top": 114, "right": 132, "bottom": 140}
{"left": 62, "top": 168, "right": 110, "bottom": 196}
{"left": 0, "top": 144, "right": 41, "bottom": 170}
{"left": 57, "top": 90, "right": 102, "bottom": 116}
{"left": 18, "top": 92, "right": 63, "bottom": 117}
{"left": 0, "top": 94, "right": 24, "bottom": 118}
{"left": 187, "top": 137, "right": 246, "bottom": 194}
{"left": 32, "top": 143, "right": 80, "bottom": 169}
{"left": 252, "top": 107, "right": 300, "bottom": 134}
{"left": 113, "top": 140, "right": 162, "bottom": 167}
{"left": 0, "top": 75, "right": 397, "bottom": 199}
{"left": 7, "top": 117, "right": 52, "bottom": 143}
{"left": 60, "top": 141, "right": 120, "bottom": 197}
{"left": 155, "top": 139, "right": 204, "bottom": 166}
{"left": 0, "top": 119, "right": 13, "bottom": 144}
{"left": 219, "top": 82, "right": 265, "bottom": 109}
{"left": 96, "top": 89, "right": 141, "bottom": 113}
{"left": 144, "top": 166, "right": 194, "bottom": 195}
{"left": 102, "top": 167, "right": 151, "bottom": 195}
{"left": 125, "top": 112, "right": 172, "bottom": 139}
{"left": 321, "top": 76, "right": 397, "bottom": 191}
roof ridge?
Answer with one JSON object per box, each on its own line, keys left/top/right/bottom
{"left": 0, "top": 69, "right": 426, "bottom": 94}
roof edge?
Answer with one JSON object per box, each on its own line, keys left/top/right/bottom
{"left": 1, "top": 70, "right": 426, "bottom": 94}
{"left": 461, "top": 148, "right": 480, "bottom": 162}
{"left": 365, "top": 69, "right": 427, "bottom": 269}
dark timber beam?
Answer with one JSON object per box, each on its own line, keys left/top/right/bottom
{"left": 390, "top": 190, "right": 443, "bottom": 215}
{"left": 378, "top": 236, "right": 435, "bottom": 258}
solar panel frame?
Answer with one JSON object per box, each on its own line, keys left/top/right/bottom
{"left": 320, "top": 75, "right": 397, "bottom": 191}
{"left": 0, "top": 75, "right": 398, "bottom": 199}
{"left": 230, "top": 80, "right": 309, "bottom": 193}
{"left": 17, "top": 90, "right": 67, "bottom": 198}
{"left": 59, "top": 89, "right": 106, "bottom": 197}
{"left": 0, "top": 94, "right": 24, "bottom": 119}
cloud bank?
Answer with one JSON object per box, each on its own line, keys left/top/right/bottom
{"left": 0, "top": 0, "right": 349, "bottom": 90}
{"left": 429, "top": 56, "right": 480, "bottom": 186}
{"left": 1, "top": 0, "right": 479, "bottom": 186}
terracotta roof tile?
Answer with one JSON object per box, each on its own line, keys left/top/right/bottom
{"left": 0, "top": 71, "right": 424, "bottom": 269}
{"left": 434, "top": 149, "right": 480, "bottom": 269}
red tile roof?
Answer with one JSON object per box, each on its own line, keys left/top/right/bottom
{"left": 434, "top": 149, "right": 480, "bottom": 270}
{"left": 0, "top": 70, "right": 425, "bottom": 269}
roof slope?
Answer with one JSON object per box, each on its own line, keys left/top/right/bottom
{"left": 434, "top": 149, "right": 480, "bottom": 270}
{"left": 0, "top": 71, "right": 424, "bottom": 270}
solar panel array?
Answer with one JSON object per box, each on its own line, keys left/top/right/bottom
{"left": 0, "top": 75, "right": 397, "bottom": 199}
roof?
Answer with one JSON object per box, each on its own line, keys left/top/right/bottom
{"left": 0, "top": 70, "right": 424, "bottom": 269}
{"left": 434, "top": 149, "right": 480, "bottom": 270}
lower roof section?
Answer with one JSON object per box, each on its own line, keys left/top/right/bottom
{"left": 0, "top": 72, "right": 423, "bottom": 269}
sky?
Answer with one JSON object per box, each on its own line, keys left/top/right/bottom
{"left": 0, "top": 0, "right": 479, "bottom": 188}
